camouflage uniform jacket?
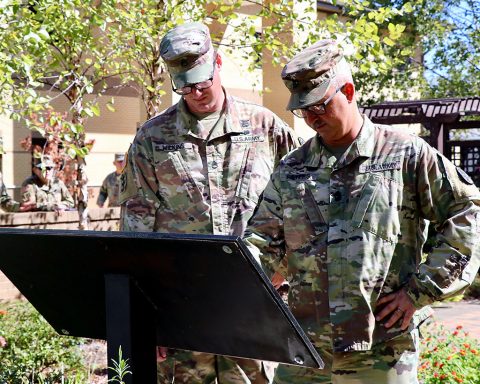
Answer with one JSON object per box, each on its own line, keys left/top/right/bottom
{"left": 0, "top": 171, "right": 19, "bottom": 212}
{"left": 97, "top": 171, "right": 121, "bottom": 207}
{"left": 120, "top": 91, "right": 298, "bottom": 236}
{"left": 245, "top": 116, "right": 480, "bottom": 353}
{"left": 21, "top": 175, "right": 75, "bottom": 211}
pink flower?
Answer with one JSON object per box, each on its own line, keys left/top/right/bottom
{"left": 0, "top": 336, "right": 7, "bottom": 348}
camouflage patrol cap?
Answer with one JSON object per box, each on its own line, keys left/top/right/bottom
{"left": 282, "top": 40, "right": 345, "bottom": 110}
{"left": 114, "top": 153, "right": 125, "bottom": 162}
{"left": 160, "top": 22, "right": 216, "bottom": 89}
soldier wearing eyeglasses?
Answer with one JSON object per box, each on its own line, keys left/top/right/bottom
{"left": 119, "top": 22, "right": 299, "bottom": 384}
{"left": 244, "top": 40, "right": 480, "bottom": 383}
{"left": 20, "top": 155, "right": 74, "bottom": 212}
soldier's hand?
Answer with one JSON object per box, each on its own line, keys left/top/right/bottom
{"left": 156, "top": 346, "right": 168, "bottom": 362}
{"left": 375, "top": 288, "right": 416, "bottom": 330}
{"left": 54, "top": 204, "right": 68, "bottom": 212}
{"left": 19, "top": 202, "right": 36, "bottom": 212}
{"left": 271, "top": 271, "right": 285, "bottom": 289}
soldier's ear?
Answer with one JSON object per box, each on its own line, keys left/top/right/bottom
{"left": 342, "top": 82, "right": 355, "bottom": 103}
{"left": 215, "top": 53, "right": 222, "bottom": 70}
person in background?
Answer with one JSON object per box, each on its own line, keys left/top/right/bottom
{"left": 0, "top": 171, "right": 21, "bottom": 212}
{"left": 21, "top": 155, "right": 74, "bottom": 212}
{"left": 120, "top": 22, "right": 299, "bottom": 384}
{"left": 244, "top": 40, "right": 480, "bottom": 383}
{"left": 96, "top": 152, "right": 125, "bottom": 208}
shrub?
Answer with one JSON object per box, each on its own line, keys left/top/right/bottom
{"left": 0, "top": 301, "right": 87, "bottom": 383}
{"left": 419, "top": 324, "right": 480, "bottom": 384}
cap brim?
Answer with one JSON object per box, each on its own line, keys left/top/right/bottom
{"left": 171, "top": 61, "right": 214, "bottom": 89}
{"left": 286, "top": 79, "right": 332, "bottom": 110}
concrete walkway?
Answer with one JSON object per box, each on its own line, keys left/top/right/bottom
{"left": 428, "top": 299, "right": 480, "bottom": 340}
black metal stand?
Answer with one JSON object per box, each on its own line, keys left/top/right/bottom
{"left": 0, "top": 228, "right": 324, "bottom": 378}
{"left": 105, "top": 274, "right": 157, "bottom": 384}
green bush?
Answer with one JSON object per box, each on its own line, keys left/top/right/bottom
{"left": 0, "top": 301, "right": 87, "bottom": 383}
{"left": 419, "top": 324, "right": 480, "bottom": 383}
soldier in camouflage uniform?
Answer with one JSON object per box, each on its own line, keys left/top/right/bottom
{"left": 97, "top": 153, "right": 125, "bottom": 208}
{"left": 1, "top": 144, "right": 35, "bottom": 212}
{"left": 244, "top": 40, "right": 480, "bottom": 383}
{"left": 119, "top": 22, "right": 298, "bottom": 384}
{"left": 21, "top": 155, "right": 75, "bottom": 211}
{"left": 0, "top": 171, "right": 20, "bottom": 212}
{"left": 0, "top": 141, "right": 19, "bottom": 212}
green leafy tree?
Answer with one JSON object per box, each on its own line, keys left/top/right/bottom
{"left": 113, "top": 0, "right": 413, "bottom": 115}
{"left": 0, "top": 0, "right": 130, "bottom": 228}
{"left": 0, "top": 0, "right": 413, "bottom": 219}
{"left": 361, "top": 0, "right": 480, "bottom": 102}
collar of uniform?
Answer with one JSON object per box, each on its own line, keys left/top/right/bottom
{"left": 353, "top": 115, "right": 375, "bottom": 158}
{"left": 303, "top": 115, "right": 375, "bottom": 169}
{"left": 175, "top": 89, "right": 243, "bottom": 140}
{"left": 222, "top": 91, "right": 244, "bottom": 135}
{"left": 333, "top": 115, "right": 375, "bottom": 169}
{"left": 303, "top": 135, "right": 337, "bottom": 168}
{"left": 176, "top": 98, "right": 203, "bottom": 138}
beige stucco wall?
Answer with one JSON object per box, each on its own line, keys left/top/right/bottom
{"left": 46, "top": 94, "right": 141, "bottom": 187}
{"left": 0, "top": 94, "right": 142, "bottom": 204}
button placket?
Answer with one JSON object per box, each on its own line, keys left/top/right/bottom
{"left": 207, "top": 144, "right": 227, "bottom": 235}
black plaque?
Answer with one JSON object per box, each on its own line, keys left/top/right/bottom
{"left": 0, "top": 229, "right": 323, "bottom": 383}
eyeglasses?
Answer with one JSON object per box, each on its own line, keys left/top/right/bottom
{"left": 172, "top": 77, "right": 214, "bottom": 95}
{"left": 291, "top": 86, "right": 343, "bottom": 118}
{"left": 171, "top": 54, "right": 217, "bottom": 95}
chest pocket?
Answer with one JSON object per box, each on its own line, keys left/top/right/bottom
{"left": 351, "top": 173, "right": 401, "bottom": 243}
{"left": 153, "top": 150, "right": 204, "bottom": 208}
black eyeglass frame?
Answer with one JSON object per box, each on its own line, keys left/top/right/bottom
{"left": 291, "top": 85, "right": 344, "bottom": 118}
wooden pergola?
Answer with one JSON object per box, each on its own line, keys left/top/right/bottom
{"left": 360, "top": 97, "right": 480, "bottom": 180}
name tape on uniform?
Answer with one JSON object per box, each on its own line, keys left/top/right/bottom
{"left": 231, "top": 135, "right": 265, "bottom": 143}
{"left": 359, "top": 160, "right": 401, "bottom": 173}
{"left": 154, "top": 143, "right": 194, "bottom": 152}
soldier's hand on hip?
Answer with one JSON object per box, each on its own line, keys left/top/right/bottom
{"left": 271, "top": 271, "right": 286, "bottom": 289}
{"left": 156, "top": 346, "right": 168, "bottom": 362}
{"left": 375, "top": 288, "right": 416, "bottom": 330}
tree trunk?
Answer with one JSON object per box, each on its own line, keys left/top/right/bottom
{"left": 76, "top": 154, "right": 89, "bottom": 230}
{"left": 72, "top": 111, "right": 89, "bottom": 230}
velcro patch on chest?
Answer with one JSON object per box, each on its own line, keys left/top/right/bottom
{"left": 359, "top": 159, "right": 401, "bottom": 173}
{"left": 154, "top": 143, "right": 193, "bottom": 152}
{"left": 286, "top": 173, "right": 312, "bottom": 181}
{"left": 231, "top": 135, "right": 265, "bottom": 143}
{"left": 240, "top": 119, "right": 251, "bottom": 128}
